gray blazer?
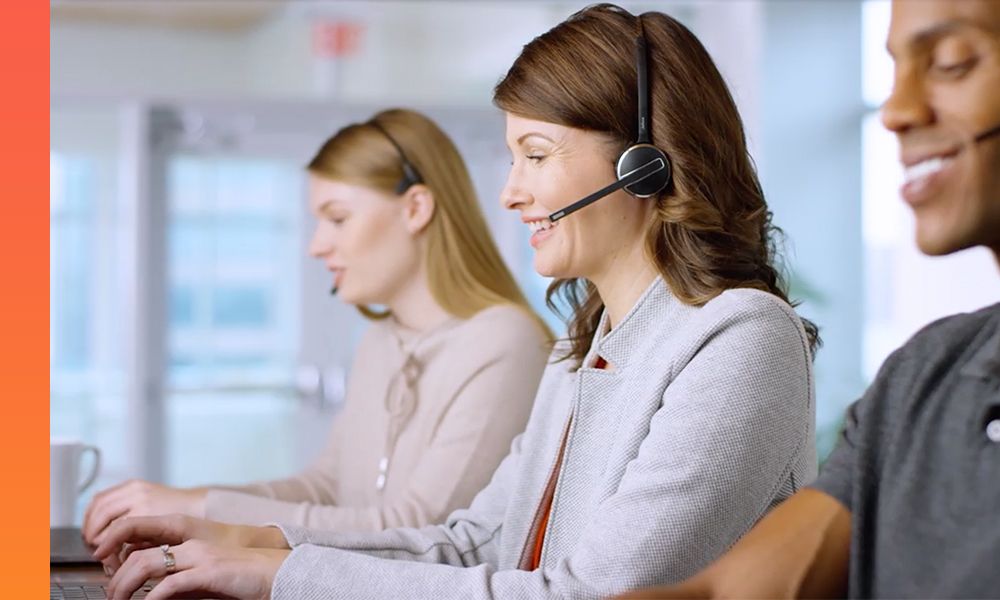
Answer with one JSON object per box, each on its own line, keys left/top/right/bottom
{"left": 272, "top": 278, "right": 817, "bottom": 599}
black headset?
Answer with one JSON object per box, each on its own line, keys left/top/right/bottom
{"left": 548, "top": 20, "right": 672, "bottom": 222}
{"left": 369, "top": 120, "right": 424, "bottom": 195}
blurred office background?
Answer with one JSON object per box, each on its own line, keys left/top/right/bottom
{"left": 50, "top": 0, "right": 1000, "bottom": 516}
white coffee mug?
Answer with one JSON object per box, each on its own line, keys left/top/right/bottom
{"left": 50, "top": 438, "right": 101, "bottom": 527}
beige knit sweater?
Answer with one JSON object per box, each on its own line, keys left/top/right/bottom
{"left": 203, "top": 304, "right": 550, "bottom": 533}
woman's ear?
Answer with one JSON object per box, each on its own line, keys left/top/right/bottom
{"left": 402, "top": 184, "right": 436, "bottom": 234}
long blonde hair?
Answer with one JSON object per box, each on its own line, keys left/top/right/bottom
{"left": 308, "top": 108, "right": 552, "bottom": 340}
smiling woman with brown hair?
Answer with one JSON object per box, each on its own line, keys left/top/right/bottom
{"left": 93, "top": 7, "right": 819, "bottom": 599}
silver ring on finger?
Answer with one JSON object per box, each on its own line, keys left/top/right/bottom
{"left": 160, "top": 544, "right": 177, "bottom": 574}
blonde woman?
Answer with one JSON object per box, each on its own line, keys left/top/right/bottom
{"left": 83, "top": 108, "right": 551, "bottom": 544}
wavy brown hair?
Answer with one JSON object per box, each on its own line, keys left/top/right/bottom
{"left": 494, "top": 4, "right": 819, "bottom": 365}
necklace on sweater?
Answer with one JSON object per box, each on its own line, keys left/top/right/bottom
{"left": 376, "top": 315, "right": 458, "bottom": 492}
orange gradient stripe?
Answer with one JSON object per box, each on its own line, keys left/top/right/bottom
{"left": 0, "top": 1, "right": 49, "bottom": 595}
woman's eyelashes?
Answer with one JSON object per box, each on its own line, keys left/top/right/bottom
{"left": 323, "top": 211, "right": 348, "bottom": 225}
{"left": 316, "top": 201, "right": 350, "bottom": 225}
{"left": 508, "top": 153, "right": 548, "bottom": 166}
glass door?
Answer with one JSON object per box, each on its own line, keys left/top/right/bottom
{"left": 152, "top": 103, "right": 363, "bottom": 487}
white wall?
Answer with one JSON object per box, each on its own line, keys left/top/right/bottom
{"left": 52, "top": 2, "right": 742, "bottom": 105}
{"left": 51, "top": 23, "right": 249, "bottom": 98}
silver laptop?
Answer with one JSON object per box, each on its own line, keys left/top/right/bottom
{"left": 50, "top": 527, "right": 100, "bottom": 566}
{"left": 50, "top": 527, "right": 154, "bottom": 599}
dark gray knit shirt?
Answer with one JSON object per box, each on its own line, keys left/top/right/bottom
{"left": 813, "top": 302, "right": 1000, "bottom": 599}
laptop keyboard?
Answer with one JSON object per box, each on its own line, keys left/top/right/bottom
{"left": 50, "top": 582, "right": 153, "bottom": 600}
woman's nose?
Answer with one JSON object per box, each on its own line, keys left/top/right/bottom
{"left": 500, "top": 175, "right": 531, "bottom": 212}
{"left": 308, "top": 223, "right": 335, "bottom": 258}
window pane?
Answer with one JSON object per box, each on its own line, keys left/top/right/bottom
{"left": 165, "top": 154, "right": 304, "bottom": 487}
{"left": 50, "top": 106, "right": 131, "bottom": 523}
{"left": 862, "top": 0, "right": 892, "bottom": 108}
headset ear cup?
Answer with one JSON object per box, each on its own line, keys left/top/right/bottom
{"left": 616, "top": 144, "right": 671, "bottom": 198}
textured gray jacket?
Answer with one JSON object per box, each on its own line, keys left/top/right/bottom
{"left": 272, "top": 278, "right": 817, "bottom": 599}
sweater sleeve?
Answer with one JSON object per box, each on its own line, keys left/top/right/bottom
{"left": 276, "top": 426, "right": 529, "bottom": 570}
{"left": 206, "top": 308, "right": 548, "bottom": 531}
{"left": 203, "top": 410, "right": 346, "bottom": 523}
{"left": 270, "top": 297, "right": 814, "bottom": 599}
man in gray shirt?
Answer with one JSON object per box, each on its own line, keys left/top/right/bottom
{"left": 617, "top": 0, "right": 1000, "bottom": 598}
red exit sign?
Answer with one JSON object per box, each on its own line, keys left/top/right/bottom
{"left": 312, "top": 21, "right": 365, "bottom": 58}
